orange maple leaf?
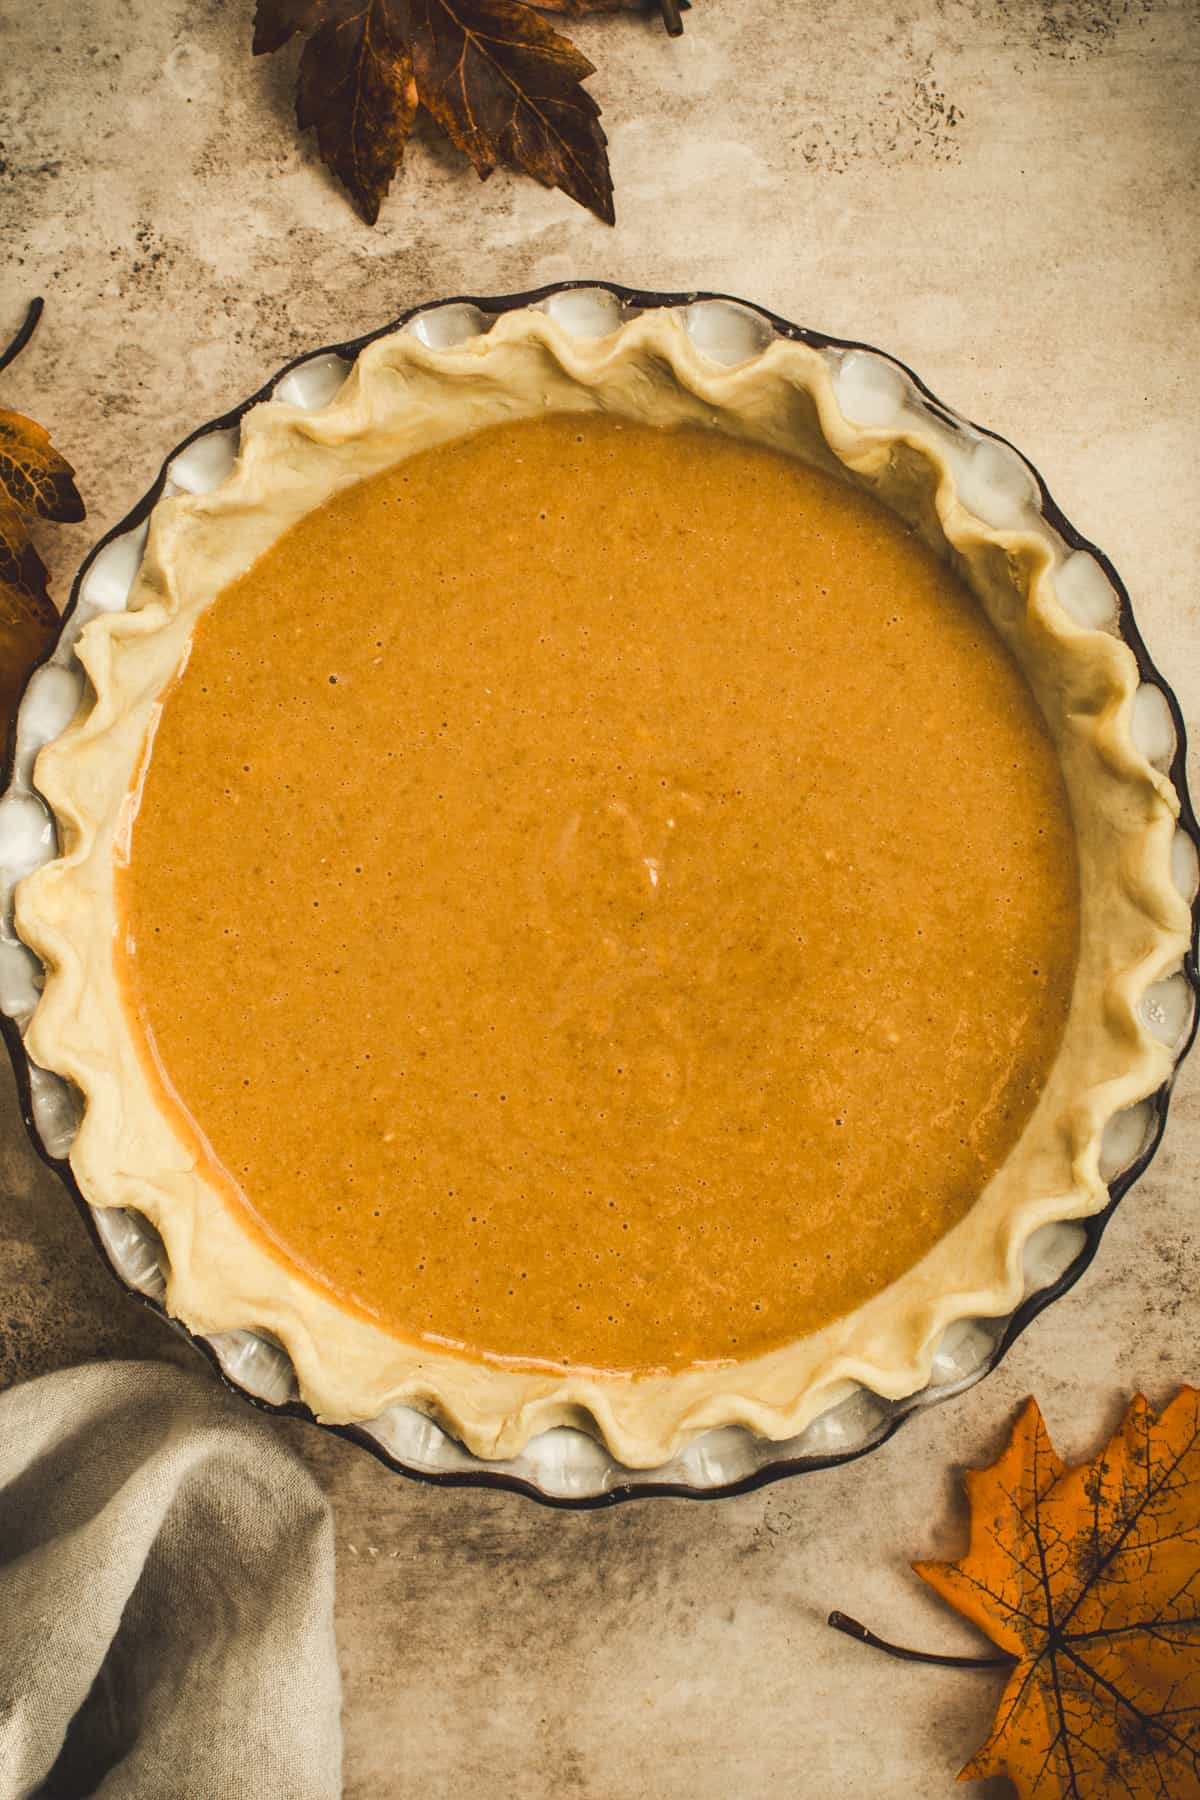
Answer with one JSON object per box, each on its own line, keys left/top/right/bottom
{"left": 916, "top": 1390, "right": 1200, "bottom": 1797}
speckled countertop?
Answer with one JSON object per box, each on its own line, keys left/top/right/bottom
{"left": 2, "top": 3, "right": 1198, "bottom": 1795}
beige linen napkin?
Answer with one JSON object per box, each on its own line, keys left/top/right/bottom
{"left": 0, "top": 1360, "right": 341, "bottom": 1799}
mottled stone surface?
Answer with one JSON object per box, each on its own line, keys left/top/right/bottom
{"left": 1, "top": 1, "right": 1198, "bottom": 1794}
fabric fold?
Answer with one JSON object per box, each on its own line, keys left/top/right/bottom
{"left": 0, "top": 1361, "right": 341, "bottom": 1800}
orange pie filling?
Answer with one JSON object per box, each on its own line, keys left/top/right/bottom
{"left": 115, "top": 415, "right": 1080, "bottom": 1378}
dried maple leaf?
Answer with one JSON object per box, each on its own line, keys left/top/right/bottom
{"left": 253, "top": 0, "right": 672, "bottom": 224}
{"left": 0, "top": 303, "right": 85, "bottom": 732}
{"left": 916, "top": 1391, "right": 1200, "bottom": 1797}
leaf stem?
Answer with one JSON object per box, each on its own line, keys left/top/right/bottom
{"left": 659, "top": 0, "right": 684, "bottom": 36}
{"left": 0, "top": 298, "right": 44, "bottom": 377}
{"left": 827, "top": 1610, "right": 1015, "bottom": 1670}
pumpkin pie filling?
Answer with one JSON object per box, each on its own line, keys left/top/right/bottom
{"left": 115, "top": 414, "right": 1079, "bottom": 1378}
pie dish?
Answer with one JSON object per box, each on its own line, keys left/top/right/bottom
{"left": 1, "top": 286, "right": 1196, "bottom": 1500}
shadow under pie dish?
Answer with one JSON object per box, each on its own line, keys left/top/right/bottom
{"left": 1, "top": 288, "right": 1196, "bottom": 1497}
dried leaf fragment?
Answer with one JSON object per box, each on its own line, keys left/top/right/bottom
{"left": 0, "top": 574, "right": 57, "bottom": 728}
{"left": 532, "top": 1, "right": 641, "bottom": 10}
{"left": 0, "top": 310, "right": 86, "bottom": 736}
{"left": 532, "top": 0, "right": 686, "bottom": 18}
{"left": 301, "top": 2, "right": 417, "bottom": 225}
{"left": 0, "top": 495, "right": 48, "bottom": 602}
{"left": 253, "top": 0, "right": 338, "bottom": 54}
{"left": 0, "top": 410, "right": 86, "bottom": 526}
{"left": 254, "top": 4, "right": 417, "bottom": 226}
{"left": 0, "top": 495, "right": 59, "bottom": 732}
{"left": 409, "top": 0, "right": 613, "bottom": 222}
{"left": 916, "top": 1390, "right": 1200, "bottom": 1797}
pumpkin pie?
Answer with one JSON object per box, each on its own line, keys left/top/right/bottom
{"left": 15, "top": 309, "right": 1190, "bottom": 1465}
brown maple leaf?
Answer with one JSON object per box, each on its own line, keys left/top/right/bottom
{"left": 252, "top": 0, "right": 681, "bottom": 224}
{"left": 0, "top": 302, "right": 85, "bottom": 733}
{"left": 915, "top": 1391, "right": 1200, "bottom": 1797}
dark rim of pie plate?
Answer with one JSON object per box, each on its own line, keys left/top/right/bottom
{"left": 3, "top": 282, "right": 1198, "bottom": 1510}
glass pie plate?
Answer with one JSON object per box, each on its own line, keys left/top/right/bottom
{"left": 1, "top": 283, "right": 1196, "bottom": 1508}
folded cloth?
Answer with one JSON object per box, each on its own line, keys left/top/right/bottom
{"left": 0, "top": 1360, "right": 341, "bottom": 1800}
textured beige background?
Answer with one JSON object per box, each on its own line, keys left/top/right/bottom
{"left": 2, "top": 2, "right": 1199, "bottom": 1795}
